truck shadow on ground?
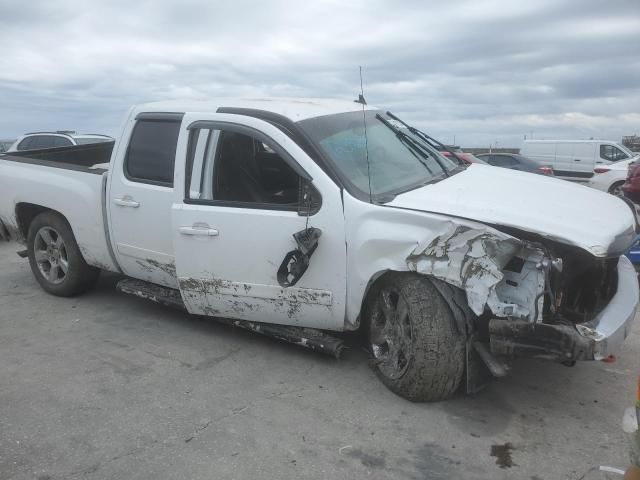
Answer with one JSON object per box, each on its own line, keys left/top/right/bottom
{"left": 90, "top": 271, "right": 626, "bottom": 436}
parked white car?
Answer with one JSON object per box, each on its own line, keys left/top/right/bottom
{"left": 588, "top": 158, "right": 637, "bottom": 196}
{"left": 6, "top": 131, "right": 113, "bottom": 152}
{"left": 521, "top": 140, "right": 638, "bottom": 184}
{"left": 0, "top": 98, "right": 638, "bottom": 402}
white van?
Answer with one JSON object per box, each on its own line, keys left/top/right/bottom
{"left": 520, "top": 140, "right": 637, "bottom": 182}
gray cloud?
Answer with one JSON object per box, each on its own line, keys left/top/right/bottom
{"left": 0, "top": 0, "right": 638, "bottom": 147}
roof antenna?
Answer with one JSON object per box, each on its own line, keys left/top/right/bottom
{"left": 358, "top": 66, "right": 373, "bottom": 203}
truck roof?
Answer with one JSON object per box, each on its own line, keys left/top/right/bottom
{"left": 134, "top": 97, "right": 376, "bottom": 122}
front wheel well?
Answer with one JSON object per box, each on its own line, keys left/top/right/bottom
{"left": 358, "top": 270, "right": 475, "bottom": 337}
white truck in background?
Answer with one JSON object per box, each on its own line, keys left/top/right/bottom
{"left": 0, "top": 98, "right": 638, "bottom": 402}
{"left": 521, "top": 139, "right": 638, "bottom": 191}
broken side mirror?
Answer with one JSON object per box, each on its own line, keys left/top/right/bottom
{"left": 277, "top": 227, "right": 322, "bottom": 287}
{"left": 277, "top": 179, "right": 322, "bottom": 287}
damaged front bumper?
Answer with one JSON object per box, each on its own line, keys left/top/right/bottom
{"left": 576, "top": 255, "right": 639, "bottom": 360}
{"left": 490, "top": 256, "right": 638, "bottom": 362}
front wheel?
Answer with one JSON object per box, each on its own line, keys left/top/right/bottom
{"left": 27, "top": 211, "right": 100, "bottom": 296}
{"left": 364, "top": 272, "right": 466, "bottom": 402}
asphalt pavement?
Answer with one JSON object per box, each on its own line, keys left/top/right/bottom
{"left": 1, "top": 240, "right": 638, "bottom": 480}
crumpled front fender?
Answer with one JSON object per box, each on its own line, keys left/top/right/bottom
{"left": 407, "top": 223, "right": 545, "bottom": 319}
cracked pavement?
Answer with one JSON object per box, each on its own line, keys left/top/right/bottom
{"left": 1, "top": 241, "right": 639, "bottom": 479}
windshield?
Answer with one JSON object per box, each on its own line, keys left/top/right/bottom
{"left": 618, "top": 143, "right": 636, "bottom": 158}
{"left": 297, "top": 110, "right": 458, "bottom": 197}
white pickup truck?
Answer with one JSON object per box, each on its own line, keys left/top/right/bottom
{"left": 1, "top": 98, "right": 638, "bottom": 401}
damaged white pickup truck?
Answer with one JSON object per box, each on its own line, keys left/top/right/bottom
{"left": 1, "top": 98, "right": 638, "bottom": 401}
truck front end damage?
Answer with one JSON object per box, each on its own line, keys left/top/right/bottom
{"left": 408, "top": 223, "right": 638, "bottom": 368}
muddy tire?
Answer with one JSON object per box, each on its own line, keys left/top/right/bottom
{"left": 363, "top": 272, "right": 466, "bottom": 402}
{"left": 27, "top": 211, "right": 100, "bottom": 297}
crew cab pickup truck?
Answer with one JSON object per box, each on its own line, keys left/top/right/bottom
{"left": 1, "top": 98, "right": 638, "bottom": 402}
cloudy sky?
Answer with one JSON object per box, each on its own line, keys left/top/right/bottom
{"left": 0, "top": 0, "right": 638, "bottom": 147}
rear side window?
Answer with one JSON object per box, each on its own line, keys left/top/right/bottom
{"left": 125, "top": 119, "right": 181, "bottom": 186}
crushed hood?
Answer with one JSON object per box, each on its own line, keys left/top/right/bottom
{"left": 388, "top": 164, "right": 636, "bottom": 257}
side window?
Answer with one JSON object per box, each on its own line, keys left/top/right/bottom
{"left": 31, "top": 135, "right": 58, "bottom": 149}
{"left": 600, "top": 144, "right": 629, "bottom": 162}
{"left": 52, "top": 136, "right": 73, "bottom": 148}
{"left": 186, "top": 127, "right": 302, "bottom": 207}
{"left": 125, "top": 119, "right": 181, "bottom": 186}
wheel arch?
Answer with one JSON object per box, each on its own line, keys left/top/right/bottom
{"left": 16, "top": 203, "right": 75, "bottom": 244}
{"left": 356, "top": 269, "right": 474, "bottom": 336}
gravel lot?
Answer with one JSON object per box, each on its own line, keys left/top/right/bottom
{"left": 1, "top": 240, "right": 638, "bottom": 480}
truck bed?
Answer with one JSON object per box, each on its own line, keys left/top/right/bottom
{"left": 0, "top": 142, "right": 119, "bottom": 272}
{"left": 1, "top": 141, "right": 114, "bottom": 173}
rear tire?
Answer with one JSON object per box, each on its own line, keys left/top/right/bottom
{"left": 609, "top": 181, "right": 624, "bottom": 196}
{"left": 27, "top": 211, "right": 100, "bottom": 297}
{"left": 363, "top": 272, "right": 466, "bottom": 402}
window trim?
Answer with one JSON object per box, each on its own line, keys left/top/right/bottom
{"left": 123, "top": 115, "right": 184, "bottom": 188}
{"left": 183, "top": 121, "right": 320, "bottom": 214}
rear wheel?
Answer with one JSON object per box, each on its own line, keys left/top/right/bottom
{"left": 27, "top": 212, "right": 99, "bottom": 296}
{"left": 364, "top": 272, "right": 466, "bottom": 402}
{"left": 609, "top": 181, "right": 624, "bottom": 196}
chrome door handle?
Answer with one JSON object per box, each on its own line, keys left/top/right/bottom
{"left": 114, "top": 197, "right": 140, "bottom": 208}
{"left": 179, "top": 226, "right": 219, "bottom": 237}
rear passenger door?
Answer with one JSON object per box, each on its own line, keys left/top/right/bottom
{"left": 108, "top": 113, "right": 184, "bottom": 288}
{"left": 171, "top": 113, "right": 347, "bottom": 330}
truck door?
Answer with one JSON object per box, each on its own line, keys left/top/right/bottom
{"left": 171, "top": 114, "right": 347, "bottom": 330}
{"left": 108, "top": 113, "right": 184, "bottom": 288}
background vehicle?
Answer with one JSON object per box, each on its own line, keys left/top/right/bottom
{"left": 0, "top": 98, "right": 637, "bottom": 402}
{"left": 6, "top": 131, "right": 113, "bottom": 152}
{"left": 589, "top": 158, "right": 637, "bottom": 196}
{"left": 521, "top": 140, "right": 638, "bottom": 182}
{"left": 0, "top": 139, "right": 15, "bottom": 152}
{"left": 476, "top": 153, "right": 554, "bottom": 175}
{"left": 435, "top": 145, "right": 487, "bottom": 165}
{"left": 624, "top": 163, "right": 640, "bottom": 203}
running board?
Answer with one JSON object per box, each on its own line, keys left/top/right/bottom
{"left": 116, "top": 278, "right": 187, "bottom": 311}
{"left": 116, "top": 278, "right": 345, "bottom": 358}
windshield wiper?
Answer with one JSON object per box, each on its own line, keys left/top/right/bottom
{"left": 386, "top": 111, "right": 466, "bottom": 167}
{"left": 375, "top": 113, "right": 450, "bottom": 178}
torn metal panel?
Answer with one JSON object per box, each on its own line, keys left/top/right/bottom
{"left": 407, "top": 223, "right": 545, "bottom": 319}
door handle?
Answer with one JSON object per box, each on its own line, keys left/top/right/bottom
{"left": 113, "top": 196, "right": 140, "bottom": 208}
{"left": 573, "top": 159, "right": 581, "bottom": 162}
{"left": 179, "top": 226, "right": 219, "bottom": 237}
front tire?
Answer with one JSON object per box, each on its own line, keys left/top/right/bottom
{"left": 363, "top": 272, "right": 466, "bottom": 402}
{"left": 27, "top": 211, "right": 100, "bottom": 296}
